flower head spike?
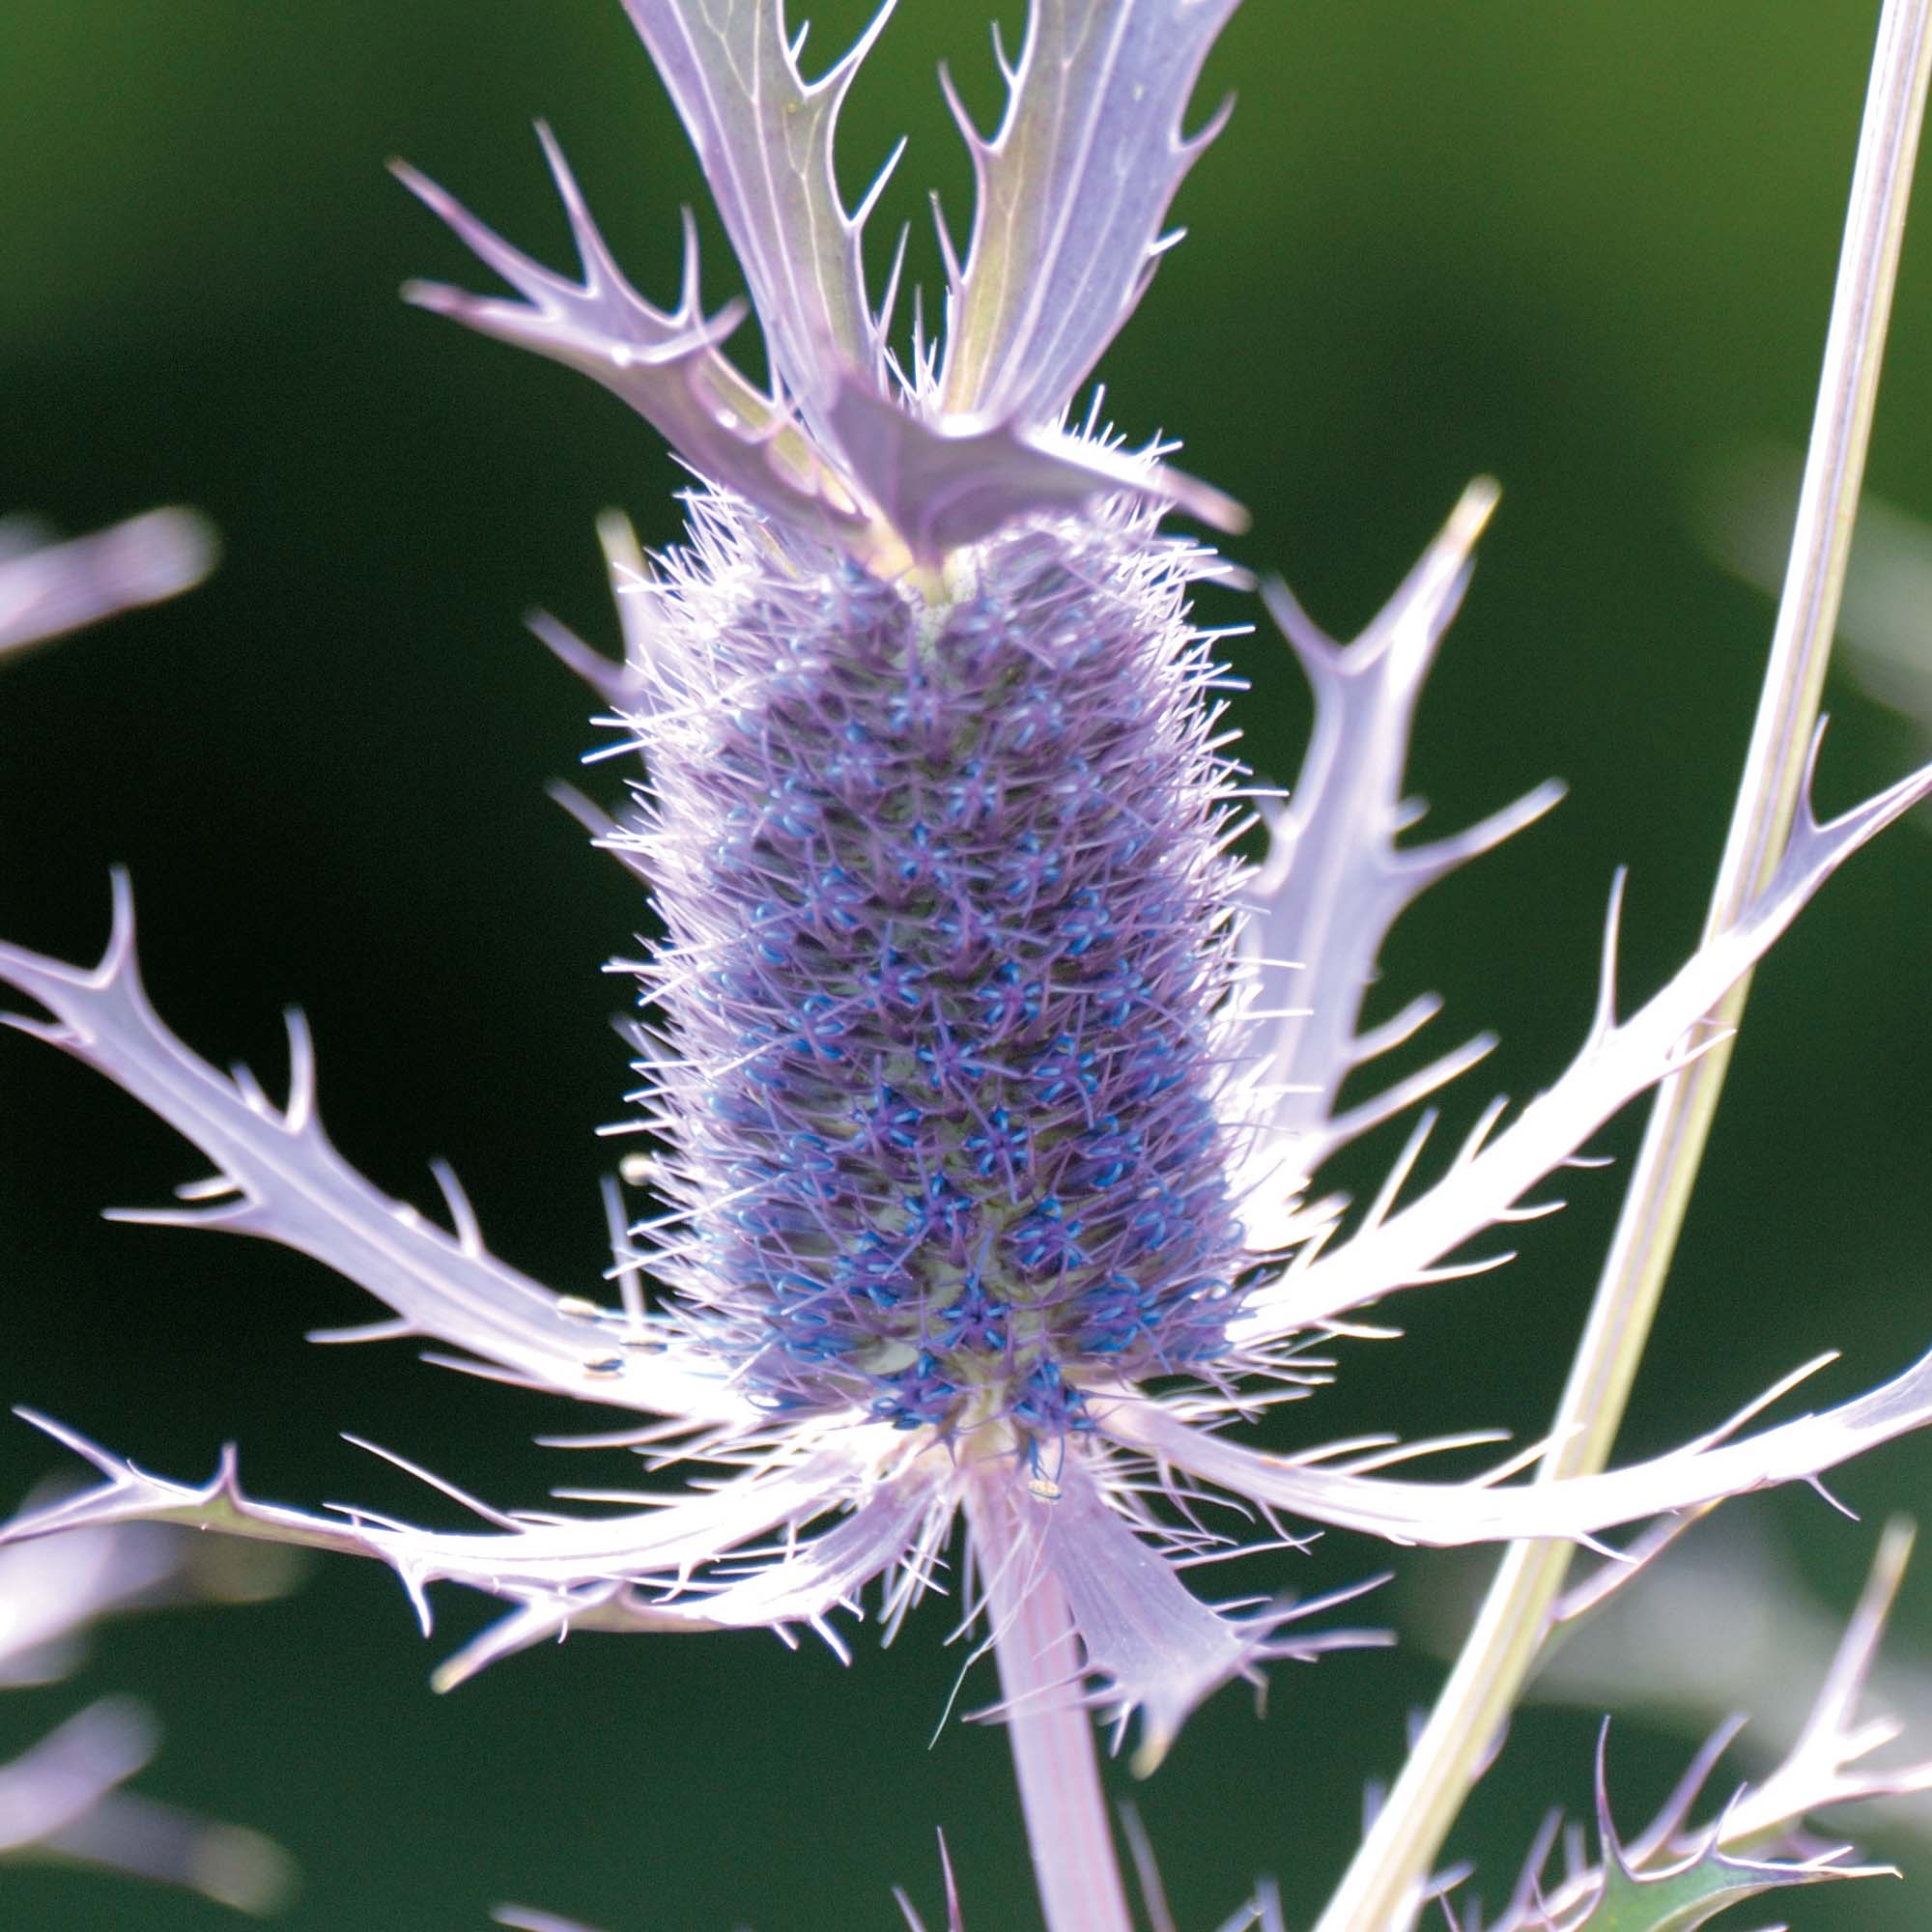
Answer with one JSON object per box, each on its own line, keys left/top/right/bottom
{"left": 5, "top": 8, "right": 1932, "bottom": 1932}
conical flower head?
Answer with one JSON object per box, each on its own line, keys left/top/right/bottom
{"left": 385, "top": 0, "right": 1259, "bottom": 1442}
{"left": 629, "top": 507, "right": 1248, "bottom": 1437}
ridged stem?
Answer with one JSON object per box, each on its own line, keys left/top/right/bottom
{"left": 1311, "top": 6, "right": 1932, "bottom": 1927}
{"left": 966, "top": 1474, "right": 1136, "bottom": 1932}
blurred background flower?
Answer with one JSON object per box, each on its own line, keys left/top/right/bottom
{"left": 3, "top": 2, "right": 1929, "bottom": 1927}
{"left": 0, "top": 509, "right": 215, "bottom": 660}
{"left": 0, "top": 1512, "right": 298, "bottom": 1912}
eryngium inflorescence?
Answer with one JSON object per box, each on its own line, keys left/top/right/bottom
{"left": 7, "top": 0, "right": 1932, "bottom": 1893}
{"left": 631, "top": 509, "right": 1245, "bottom": 1435}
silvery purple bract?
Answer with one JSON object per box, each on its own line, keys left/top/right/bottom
{"left": 5, "top": 3, "right": 1932, "bottom": 1923}
{"left": 0, "top": 510, "right": 294, "bottom": 1916}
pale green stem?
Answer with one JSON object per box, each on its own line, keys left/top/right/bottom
{"left": 1311, "top": 5, "right": 1932, "bottom": 1927}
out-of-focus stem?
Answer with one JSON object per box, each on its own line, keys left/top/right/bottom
{"left": 965, "top": 1477, "right": 1135, "bottom": 1932}
{"left": 1312, "top": 5, "right": 1932, "bottom": 1927}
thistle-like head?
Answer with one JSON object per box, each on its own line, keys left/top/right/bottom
{"left": 395, "top": 1, "right": 1263, "bottom": 1463}
{"left": 4, "top": 19, "right": 1932, "bottom": 1926}
{"left": 617, "top": 504, "right": 1251, "bottom": 1449}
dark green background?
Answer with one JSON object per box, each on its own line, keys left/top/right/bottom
{"left": 4, "top": 3, "right": 1930, "bottom": 1927}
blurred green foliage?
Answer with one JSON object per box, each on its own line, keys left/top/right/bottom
{"left": 3, "top": 3, "right": 1929, "bottom": 1928}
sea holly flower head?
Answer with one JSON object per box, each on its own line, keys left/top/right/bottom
{"left": 3, "top": 3, "right": 1932, "bottom": 1925}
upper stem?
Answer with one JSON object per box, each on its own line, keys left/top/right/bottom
{"left": 964, "top": 1468, "right": 1138, "bottom": 1932}
{"left": 1310, "top": 5, "right": 1932, "bottom": 1927}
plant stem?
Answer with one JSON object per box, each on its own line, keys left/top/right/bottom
{"left": 965, "top": 1476, "right": 1137, "bottom": 1932}
{"left": 1309, "top": 5, "right": 1932, "bottom": 1926}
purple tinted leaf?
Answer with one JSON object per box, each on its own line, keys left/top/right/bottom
{"left": 1235, "top": 737, "right": 1932, "bottom": 1342}
{"left": 0, "top": 1518, "right": 298, "bottom": 1909}
{"left": 0, "top": 1524, "right": 180, "bottom": 1686}
{"left": 998, "top": 1450, "right": 1383, "bottom": 1775}
{"left": 1231, "top": 482, "right": 1563, "bottom": 1237}
{"left": 30, "top": 1790, "right": 295, "bottom": 1916}
{"left": 0, "top": 1700, "right": 156, "bottom": 1858}
{"left": 824, "top": 374, "right": 1245, "bottom": 562}
{"left": 0, "top": 1693, "right": 294, "bottom": 1911}
{"left": 0, "top": 872, "right": 748, "bottom": 1423}
{"left": 938, "top": 0, "right": 1243, "bottom": 424}
{"left": 395, "top": 130, "right": 867, "bottom": 546}
{"left": 0, "top": 1411, "right": 923, "bottom": 1685}
{"left": 621, "top": 0, "right": 896, "bottom": 427}
{"left": 431, "top": 1453, "right": 951, "bottom": 1690}
{"left": 1106, "top": 1328, "right": 1932, "bottom": 1548}
{"left": 1723, "top": 1518, "right": 1932, "bottom": 1837}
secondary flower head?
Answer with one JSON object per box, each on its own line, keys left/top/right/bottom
{"left": 6, "top": 0, "right": 1932, "bottom": 1821}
